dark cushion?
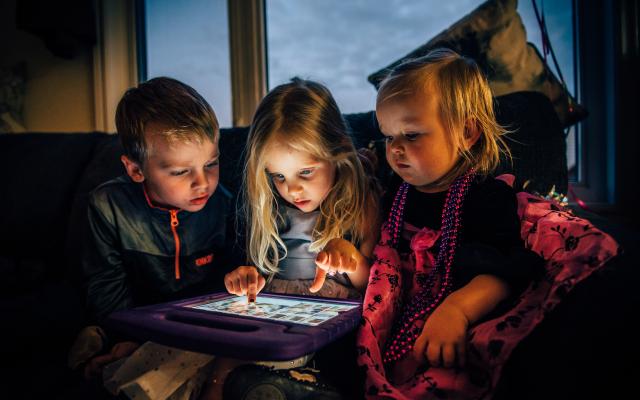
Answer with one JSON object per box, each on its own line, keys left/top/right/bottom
{"left": 0, "top": 132, "right": 107, "bottom": 264}
{"left": 0, "top": 134, "right": 108, "bottom": 366}
{"left": 494, "top": 91, "right": 568, "bottom": 194}
{"left": 367, "top": 0, "right": 587, "bottom": 128}
{"left": 219, "top": 126, "right": 251, "bottom": 196}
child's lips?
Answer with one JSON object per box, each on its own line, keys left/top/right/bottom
{"left": 395, "top": 161, "right": 410, "bottom": 169}
{"left": 190, "top": 194, "right": 209, "bottom": 205}
{"left": 294, "top": 199, "right": 310, "bottom": 207}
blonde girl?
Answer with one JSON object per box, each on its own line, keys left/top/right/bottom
{"left": 224, "top": 78, "right": 380, "bottom": 300}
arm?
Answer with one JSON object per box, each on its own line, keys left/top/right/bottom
{"left": 81, "top": 196, "right": 139, "bottom": 379}
{"left": 413, "top": 274, "right": 511, "bottom": 368}
{"left": 83, "top": 196, "right": 134, "bottom": 323}
{"left": 440, "top": 274, "right": 511, "bottom": 325}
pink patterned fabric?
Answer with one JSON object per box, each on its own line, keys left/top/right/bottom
{"left": 357, "top": 176, "right": 620, "bottom": 399}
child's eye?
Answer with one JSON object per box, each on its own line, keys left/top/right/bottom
{"left": 205, "top": 160, "right": 219, "bottom": 169}
{"left": 299, "top": 168, "right": 314, "bottom": 176}
{"left": 383, "top": 136, "right": 394, "bottom": 143}
{"left": 271, "top": 173, "right": 285, "bottom": 183}
{"left": 404, "top": 133, "right": 420, "bottom": 141}
{"left": 170, "top": 169, "right": 189, "bottom": 176}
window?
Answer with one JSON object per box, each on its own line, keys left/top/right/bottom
{"left": 142, "top": 0, "right": 232, "bottom": 127}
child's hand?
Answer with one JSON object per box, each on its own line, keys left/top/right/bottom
{"left": 310, "top": 238, "right": 364, "bottom": 293}
{"left": 83, "top": 341, "right": 140, "bottom": 380}
{"left": 413, "top": 302, "right": 469, "bottom": 368}
{"left": 224, "top": 265, "right": 266, "bottom": 302}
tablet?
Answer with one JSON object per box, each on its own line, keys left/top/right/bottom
{"left": 104, "top": 292, "right": 362, "bottom": 361}
{"left": 187, "top": 295, "right": 359, "bottom": 326}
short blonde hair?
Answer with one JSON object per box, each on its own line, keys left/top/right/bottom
{"left": 244, "top": 79, "right": 375, "bottom": 276}
{"left": 115, "top": 77, "right": 219, "bottom": 165}
{"left": 377, "top": 48, "right": 510, "bottom": 189}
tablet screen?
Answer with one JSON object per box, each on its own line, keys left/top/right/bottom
{"left": 186, "top": 295, "right": 359, "bottom": 326}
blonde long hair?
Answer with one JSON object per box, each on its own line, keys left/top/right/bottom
{"left": 377, "top": 48, "right": 511, "bottom": 190}
{"left": 244, "top": 79, "right": 374, "bottom": 276}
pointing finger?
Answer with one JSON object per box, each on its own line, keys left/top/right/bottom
{"left": 309, "top": 268, "right": 327, "bottom": 293}
{"left": 247, "top": 271, "right": 258, "bottom": 303}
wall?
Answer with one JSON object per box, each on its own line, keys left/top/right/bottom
{"left": 0, "top": 0, "right": 95, "bottom": 133}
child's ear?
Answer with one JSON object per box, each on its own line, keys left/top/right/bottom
{"left": 120, "top": 155, "right": 146, "bottom": 183}
{"left": 464, "top": 120, "right": 481, "bottom": 149}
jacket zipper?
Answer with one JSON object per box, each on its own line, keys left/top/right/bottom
{"left": 169, "top": 210, "right": 181, "bottom": 279}
{"left": 142, "top": 184, "right": 183, "bottom": 280}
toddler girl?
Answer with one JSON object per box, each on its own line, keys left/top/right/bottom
{"left": 358, "top": 48, "right": 545, "bottom": 397}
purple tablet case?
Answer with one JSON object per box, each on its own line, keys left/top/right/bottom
{"left": 104, "top": 292, "right": 362, "bottom": 361}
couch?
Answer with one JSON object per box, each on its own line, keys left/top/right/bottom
{"left": 1, "top": 91, "right": 638, "bottom": 399}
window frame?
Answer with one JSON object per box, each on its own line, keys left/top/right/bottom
{"left": 135, "top": 0, "right": 267, "bottom": 127}
{"left": 571, "top": 0, "right": 617, "bottom": 207}
{"left": 227, "top": 0, "right": 267, "bottom": 127}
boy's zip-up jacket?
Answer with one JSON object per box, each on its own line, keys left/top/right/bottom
{"left": 83, "top": 175, "right": 235, "bottom": 323}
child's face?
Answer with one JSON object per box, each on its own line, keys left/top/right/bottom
{"left": 264, "top": 141, "right": 335, "bottom": 213}
{"left": 377, "top": 92, "right": 465, "bottom": 193}
{"left": 124, "top": 124, "right": 220, "bottom": 212}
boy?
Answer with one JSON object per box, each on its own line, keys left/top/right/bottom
{"left": 74, "top": 77, "right": 236, "bottom": 379}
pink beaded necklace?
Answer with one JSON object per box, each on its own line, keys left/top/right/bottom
{"left": 383, "top": 169, "right": 476, "bottom": 364}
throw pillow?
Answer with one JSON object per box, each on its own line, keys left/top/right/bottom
{"left": 367, "top": 0, "right": 587, "bottom": 128}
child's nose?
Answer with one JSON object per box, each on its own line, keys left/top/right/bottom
{"left": 389, "top": 140, "right": 404, "bottom": 154}
{"left": 192, "top": 171, "right": 208, "bottom": 190}
{"left": 288, "top": 182, "right": 303, "bottom": 196}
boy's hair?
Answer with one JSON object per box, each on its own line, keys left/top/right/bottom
{"left": 244, "top": 78, "right": 376, "bottom": 276}
{"left": 377, "top": 48, "right": 510, "bottom": 189}
{"left": 115, "top": 77, "right": 219, "bottom": 165}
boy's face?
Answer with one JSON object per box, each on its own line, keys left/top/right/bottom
{"left": 122, "top": 123, "right": 220, "bottom": 212}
